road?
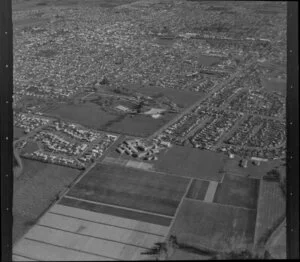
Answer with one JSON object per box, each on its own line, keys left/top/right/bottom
{"left": 13, "top": 141, "right": 24, "bottom": 179}
{"left": 149, "top": 58, "right": 258, "bottom": 140}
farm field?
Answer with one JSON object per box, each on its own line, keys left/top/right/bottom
{"left": 169, "top": 199, "right": 257, "bottom": 252}
{"left": 66, "top": 163, "right": 190, "bottom": 216}
{"left": 186, "top": 179, "right": 210, "bottom": 200}
{"left": 59, "top": 197, "right": 172, "bottom": 226}
{"left": 254, "top": 180, "right": 286, "bottom": 246}
{"left": 153, "top": 146, "right": 226, "bottom": 181}
{"left": 106, "top": 112, "right": 176, "bottom": 137}
{"left": 13, "top": 158, "right": 81, "bottom": 243}
{"left": 213, "top": 174, "right": 260, "bottom": 210}
{"left": 47, "top": 103, "right": 118, "bottom": 130}
{"left": 223, "top": 157, "right": 285, "bottom": 179}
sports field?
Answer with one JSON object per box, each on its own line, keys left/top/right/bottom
{"left": 48, "top": 103, "right": 118, "bottom": 130}
{"left": 66, "top": 163, "right": 190, "bottom": 216}
{"left": 197, "top": 54, "right": 222, "bottom": 66}
{"left": 213, "top": 174, "right": 260, "bottom": 209}
{"left": 106, "top": 112, "right": 176, "bottom": 137}
{"left": 169, "top": 199, "right": 257, "bottom": 252}
{"left": 154, "top": 146, "right": 226, "bottom": 181}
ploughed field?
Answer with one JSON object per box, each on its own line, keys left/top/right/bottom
{"left": 66, "top": 163, "right": 190, "bottom": 217}
{"left": 170, "top": 199, "right": 257, "bottom": 252}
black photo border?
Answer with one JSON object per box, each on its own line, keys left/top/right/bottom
{"left": 287, "top": 0, "right": 299, "bottom": 259}
{"left": 1, "top": 0, "right": 13, "bottom": 261}
{"left": 0, "top": 0, "right": 299, "bottom": 260}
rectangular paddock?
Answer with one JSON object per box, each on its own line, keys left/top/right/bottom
{"left": 52, "top": 203, "right": 170, "bottom": 235}
{"left": 23, "top": 225, "right": 146, "bottom": 260}
{"left": 38, "top": 212, "right": 164, "bottom": 248}
{"left": 66, "top": 163, "right": 189, "bottom": 216}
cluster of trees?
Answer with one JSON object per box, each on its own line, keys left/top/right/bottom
{"left": 141, "top": 235, "right": 273, "bottom": 260}
{"left": 264, "top": 168, "right": 286, "bottom": 196}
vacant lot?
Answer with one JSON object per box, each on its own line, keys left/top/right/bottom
{"left": 13, "top": 159, "right": 81, "bottom": 243}
{"left": 186, "top": 179, "right": 209, "bottom": 200}
{"left": 254, "top": 180, "right": 286, "bottom": 246}
{"left": 153, "top": 146, "right": 226, "bottom": 181}
{"left": 213, "top": 174, "right": 260, "bottom": 209}
{"left": 48, "top": 103, "right": 118, "bottom": 130}
{"left": 67, "top": 163, "right": 190, "bottom": 216}
{"left": 170, "top": 199, "right": 257, "bottom": 251}
{"left": 262, "top": 78, "right": 286, "bottom": 96}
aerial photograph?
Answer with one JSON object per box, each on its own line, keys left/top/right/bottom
{"left": 12, "top": 0, "right": 287, "bottom": 260}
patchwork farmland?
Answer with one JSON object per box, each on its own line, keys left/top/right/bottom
{"left": 13, "top": 163, "right": 190, "bottom": 260}
{"left": 13, "top": 149, "right": 266, "bottom": 260}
